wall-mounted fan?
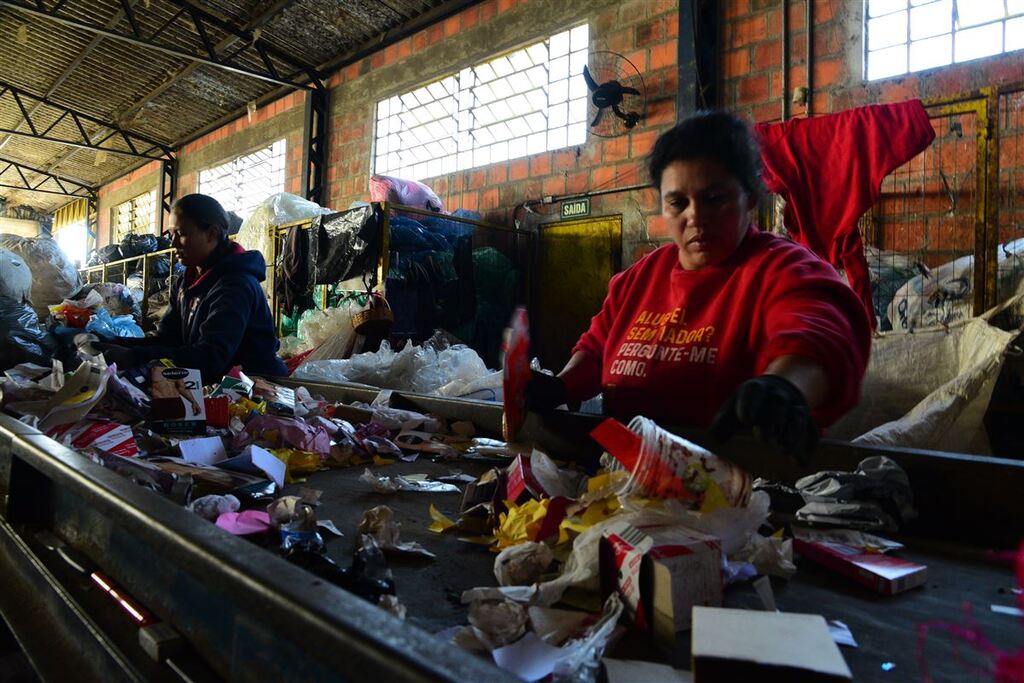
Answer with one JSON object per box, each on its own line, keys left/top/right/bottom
{"left": 582, "top": 51, "right": 647, "bottom": 137}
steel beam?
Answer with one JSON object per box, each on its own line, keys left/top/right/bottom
{"left": 676, "top": 0, "right": 719, "bottom": 118}
{"left": 0, "top": 157, "right": 95, "bottom": 198}
{"left": 0, "top": 81, "right": 172, "bottom": 160}
{"left": 0, "top": 0, "right": 317, "bottom": 90}
{"left": 157, "top": 158, "right": 176, "bottom": 235}
{"left": 301, "top": 85, "right": 329, "bottom": 206}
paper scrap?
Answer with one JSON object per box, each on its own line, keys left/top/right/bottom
{"left": 828, "top": 619, "right": 858, "bottom": 648}
{"left": 753, "top": 576, "right": 777, "bottom": 612}
{"left": 603, "top": 658, "right": 693, "bottom": 683}
{"left": 178, "top": 436, "right": 227, "bottom": 465}
{"left": 218, "top": 445, "right": 286, "bottom": 488}
{"left": 428, "top": 504, "right": 456, "bottom": 533}
{"left": 492, "top": 631, "right": 566, "bottom": 682}
{"left": 991, "top": 604, "right": 1024, "bottom": 618}
{"left": 317, "top": 520, "right": 344, "bottom": 537}
{"left": 359, "top": 468, "right": 460, "bottom": 494}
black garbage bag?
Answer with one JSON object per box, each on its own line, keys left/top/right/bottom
{"left": 156, "top": 233, "right": 172, "bottom": 250}
{"left": 0, "top": 295, "right": 57, "bottom": 370}
{"left": 120, "top": 233, "right": 159, "bottom": 257}
{"left": 310, "top": 205, "right": 381, "bottom": 285}
{"left": 94, "top": 244, "right": 124, "bottom": 264}
{"left": 150, "top": 256, "right": 170, "bottom": 278}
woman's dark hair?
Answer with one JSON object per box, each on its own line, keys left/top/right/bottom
{"left": 171, "top": 193, "right": 232, "bottom": 255}
{"left": 647, "top": 110, "right": 765, "bottom": 204}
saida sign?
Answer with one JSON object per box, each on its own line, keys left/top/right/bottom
{"left": 560, "top": 198, "right": 591, "bottom": 219}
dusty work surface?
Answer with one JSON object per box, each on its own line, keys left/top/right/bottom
{"left": 282, "top": 459, "right": 1018, "bottom": 683}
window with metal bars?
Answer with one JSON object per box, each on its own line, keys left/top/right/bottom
{"left": 198, "top": 139, "right": 286, "bottom": 220}
{"left": 373, "top": 24, "right": 590, "bottom": 181}
{"left": 865, "top": 0, "right": 1024, "bottom": 81}
{"left": 112, "top": 191, "right": 156, "bottom": 241}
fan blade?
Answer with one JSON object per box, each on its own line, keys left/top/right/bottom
{"left": 620, "top": 86, "right": 641, "bottom": 96}
{"left": 582, "top": 65, "right": 599, "bottom": 92}
{"left": 612, "top": 104, "right": 629, "bottom": 121}
{"left": 590, "top": 106, "right": 605, "bottom": 128}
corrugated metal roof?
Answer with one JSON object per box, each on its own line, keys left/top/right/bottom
{"left": 0, "top": 0, "right": 459, "bottom": 213}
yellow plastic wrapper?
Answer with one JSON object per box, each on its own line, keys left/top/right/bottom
{"left": 495, "top": 498, "right": 553, "bottom": 549}
{"left": 229, "top": 397, "right": 266, "bottom": 419}
{"left": 427, "top": 504, "right": 456, "bottom": 533}
{"left": 372, "top": 454, "right": 396, "bottom": 466}
{"left": 268, "top": 447, "right": 321, "bottom": 484}
{"left": 698, "top": 479, "right": 731, "bottom": 514}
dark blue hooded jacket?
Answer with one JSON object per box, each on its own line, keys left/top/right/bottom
{"left": 129, "top": 245, "right": 287, "bottom": 383}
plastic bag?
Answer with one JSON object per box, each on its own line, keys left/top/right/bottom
{"left": 369, "top": 174, "right": 443, "bottom": 212}
{"left": 0, "top": 234, "right": 81, "bottom": 320}
{"left": 294, "top": 336, "right": 493, "bottom": 397}
{"left": 0, "top": 248, "right": 32, "bottom": 303}
{"left": 313, "top": 205, "right": 380, "bottom": 285}
{"left": 235, "top": 193, "right": 330, "bottom": 261}
{"left": 71, "top": 283, "right": 140, "bottom": 319}
{"left": 0, "top": 296, "right": 57, "bottom": 370}
{"left": 119, "top": 233, "right": 159, "bottom": 257}
{"left": 85, "top": 308, "right": 144, "bottom": 338}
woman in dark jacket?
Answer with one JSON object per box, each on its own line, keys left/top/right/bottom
{"left": 100, "top": 194, "right": 287, "bottom": 383}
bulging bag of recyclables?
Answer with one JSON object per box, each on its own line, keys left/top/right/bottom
{"left": 0, "top": 248, "right": 32, "bottom": 303}
{"left": 0, "top": 296, "right": 57, "bottom": 370}
{"left": 0, "top": 234, "right": 81, "bottom": 320}
{"left": 235, "top": 193, "right": 331, "bottom": 261}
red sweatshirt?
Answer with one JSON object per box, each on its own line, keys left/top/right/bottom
{"left": 569, "top": 228, "right": 870, "bottom": 427}
{"left": 754, "top": 100, "right": 936, "bottom": 330}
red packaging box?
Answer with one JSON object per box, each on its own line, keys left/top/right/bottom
{"left": 794, "top": 536, "right": 927, "bottom": 595}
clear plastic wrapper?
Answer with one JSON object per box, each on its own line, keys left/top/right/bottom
{"left": 85, "top": 308, "right": 144, "bottom": 338}
{"left": 235, "top": 193, "right": 330, "bottom": 269}
{"left": 0, "top": 248, "right": 32, "bottom": 302}
{"left": 0, "top": 234, "right": 81, "bottom": 319}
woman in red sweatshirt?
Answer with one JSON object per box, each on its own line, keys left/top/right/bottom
{"left": 529, "top": 111, "right": 870, "bottom": 460}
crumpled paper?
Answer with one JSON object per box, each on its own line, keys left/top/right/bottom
{"left": 186, "top": 494, "right": 240, "bottom": 521}
{"left": 358, "top": 504, "right": 435, "bottom": 558}
{"left": 359, "top": 468, "right": 459, "bottom": 494}
{"left": 494, "top": 542, "right": 555, "bottom": 587}
{"left": 467, "top": 599, "right": 529, "bottom": 650}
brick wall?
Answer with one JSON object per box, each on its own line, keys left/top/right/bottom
{"left": 720, "top": 0, "right": 1024, "bottom": 269}
{"left": 325, "top": 0, "right": 679, "bottom": 264}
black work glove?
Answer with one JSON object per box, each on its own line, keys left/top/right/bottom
{"left": 710, "top": 375, "right": 819, "bottom": 465}
{"left": 524, "top": 370, "right": 567, "bottom": 414}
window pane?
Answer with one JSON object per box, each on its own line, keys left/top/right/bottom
{"left": 955, "top": 22, "right": 1003, "bottom": 61}
{"left": 1009, "top": 0, "right": 1024, "bottom": 14}
{"left": 199, "top": 140, "right": 285, "bottom": 218}
{"left": 1007, "top": 16, "right": 1024, "bottom": 50}
{"left": 956, "top": 0, "right": 1005, "bottom": 28}
{"left": 910, "top": 0, "right": 952, "bottom": 38}
{"left": 570, "top": 24, "right": 589, "bottom": 50}
{"left": 867, "top": 44, "right": 908, "bottom": 79}
{"left": 549, "top": 30, "right": 570, "bottom": 58}
{"left": 869, "top": 0, "right": 907, "bottom": 16}
{"left": 909, "top": 32, "right": 952, "bottom": 69}
{"left": 56, "top": 222, "right": 88, "bottom": 267}
{"left": 869, "top": 11, "right": 909, "bottom": 49}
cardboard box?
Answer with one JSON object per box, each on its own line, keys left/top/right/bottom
{"left": 793, "top": 534, "right": 927, "bottom": 596}
{"left": 149, "top": 366, "right": 206, "bottom": 435}
{"left": 48, "top": 419, "right": 139, "bottom": 458}
{"left": 691, "top": 606, "right": 852, "bottom": 682}
{"left": 600, "top": 521, "right": 722, "bottom": 646}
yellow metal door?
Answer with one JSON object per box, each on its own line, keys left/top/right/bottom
{"left": 535, "top": 215, "right": 622, "bottom": 370}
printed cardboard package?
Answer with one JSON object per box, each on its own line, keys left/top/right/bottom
{"left": 149, "top": 366, "right": 206, "bottom": 435}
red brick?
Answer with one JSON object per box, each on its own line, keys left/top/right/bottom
{"left": 552, "top": 149, "right": 577, "bottom": 172}
{"left": 813, "top": 58, "right": 844, "bottom": 88}
{"left": 481, "top": 188, "right": 499, "bottom": 209}
{"left": 617, "top": 160, "right": 644, "bottom": 185}
{"left": 753, "top": 41, "right": 782, "bottom": 71}
{"left": 766, "top": 8, "right": 783, "bottom": 35}
{"left": 723, "top": 48, "right": 750, "bottom": 78}
{"left": 451, "top": 173, "right": 464, "bottom": 192}
{"left": 813, "top": 0, "right": 836, "bottom": 23}
{"left": 443, "top": 15, "right": 460, "bottom": 37}
{"left": 730, "top": 15, "right": 766, "bottom": 48}
{"left": 811, "top": 91, "right": 830, "bottom": 114}
{"left": 470, "top": 169, "right": 486, "bottom": 188}
{"left": 478, "top": 0, "right": 497, "bottom": 22}
{"left": 487, "top": 165, "right": 508, "bottom": 184}
{"left": 413, "top": 31, "right": 427, "bottom": 51}
{"left": 607, "top": 28, "right": 634, "bottom": 53}
{"left": 498, "top": 0, "right": 515, "bottom": 13}
{"left": 751, "top": 101, "right": 782, "bottom": 123}
{"left": 647, "top": 215, "right": 671, "bottom": 238}
{"left": 603, "top": 136, "right": 629, "bottom": 162}
{"left": 509, "top": 159, "right": 529, "bottom": 181}
{"left": 645, "top": 98, "right": 676, "bottom": 126}
{"left": 529, "top": 153, "right": 551, "bottom": 177}
{"left": 398, "top": 39, "right": 412, "bottom": 59}
{"left": 592, "top": 165, "right": 617, "bottom": 188}
{"left": 636, "top": 18, "right": 666, "bottom": 47}
{"left": 461, "top": 191, "right": 479, "bottom": 211}
{"left": 787, "top": 1, "right": 806, "bottom": 30}
{"left": 461, "top": 6, "right": 479, "bottom": 30}
{"left": 624, "top": 49, "right": 649, "bottom": 73}
{"left": 630, "top": 129, "right": 658, "bottom": 158}
{"left": 566, "top": 170, "right": 588, "bottom": 194}
{"left": 384, "top": 43, "right": 399, "bottom": 65}
{"left": 725, "top": 0, "right": 750, "bottom": 19}
{"left": 736, "top": 74, "right": 770, "bottom": 104}
{"left": 595, "top": 7, "right": 618, "bottom": 35}
{"left": 427, "top": 23, "right": 443, "bottom": 45}
{"left": 813, "top": 25, "right": 844, "bottom": 58}
{"left": 649, "top": 40, "right": 676, "bottom": 70}
{"left": 543, "top": 175, "right": 565, "bottom": 197}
